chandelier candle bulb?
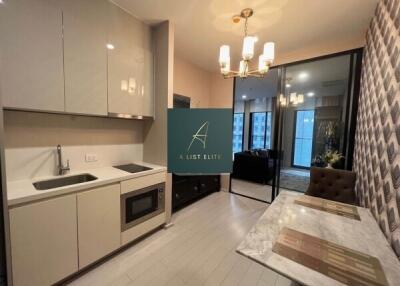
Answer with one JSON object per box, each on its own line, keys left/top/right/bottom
{"left": 242, "top": 36, "right": 256, "bottom": 60}
{"left": 298, "top": 94, "right": 304, "bottom": 104}
{"left": 219, "top": 45, "right": 230, "bottom": 65}
{"left": 263, "top": 42, "right": 275, "bottom": 63}
{"left": 258, "top": 55, "right": 268, "bottom": 73}
{"left": 290, "top": 92, "right": 297, "bottom": 103}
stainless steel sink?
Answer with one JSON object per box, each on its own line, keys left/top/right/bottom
{"left": 33, "top": 173, "right": 98, "bottom": 190}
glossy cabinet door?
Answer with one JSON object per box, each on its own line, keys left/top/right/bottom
{"left": 62, "top": 0, "right": 108, "bottom": 116}
{"left": 108, "top": 4, "right": 154, "bottom": 117}
{"left": 77, "top": 184, "right": 121, "bottom": 268}
{"left": 0, "top": 0, "right": 64, "bottom": 112}
{"left": 9, "top": 195, "right": 78, "bottom": 286}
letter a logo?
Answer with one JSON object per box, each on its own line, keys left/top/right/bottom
{"left": 187, "top": 121, "right": 209, "bottom": 151}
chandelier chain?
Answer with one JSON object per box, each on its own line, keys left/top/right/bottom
{"left": 244, "top": 17, "right": 248, "bottom": 37}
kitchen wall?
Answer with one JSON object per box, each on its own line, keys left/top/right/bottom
{"left": 4, "top": 110, "right": 144, "bottom": 181}
{"left": 173, "top": 56, "right": 211, "bottom": 108}
{"left": 353, "top": 0, "right": 400, "bottom": 257}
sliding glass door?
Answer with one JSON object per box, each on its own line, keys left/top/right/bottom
{"left": 275, "top": 51, "right": 362, "bottom": 195}
{"left": 230, "top": 49, "right": 363, "bottom": 202}
{"left": 230, "top": 69, "right": 279, "bottom": 203}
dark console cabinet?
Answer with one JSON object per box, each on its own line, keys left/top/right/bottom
{"left": 172, "top": 174, "right": 220, "bottom": 212}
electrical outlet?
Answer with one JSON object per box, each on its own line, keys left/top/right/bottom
{"left": 85, "top": 154, "right": 97, "bottom": 162}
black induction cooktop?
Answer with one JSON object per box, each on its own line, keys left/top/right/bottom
{"left": 113, "top": 163, "right": 152, "bottom": 173}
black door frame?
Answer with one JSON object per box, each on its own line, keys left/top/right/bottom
{"left": 229, "top": 48, "right": 363, "bottom": 203}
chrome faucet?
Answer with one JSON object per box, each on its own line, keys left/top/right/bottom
{"left": 56, "top": 145, "right": 70, "bottom": 175}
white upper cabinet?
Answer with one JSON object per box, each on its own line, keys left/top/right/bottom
{"left": 0, "top": 0, "right": 153, "bottom": 118}
{"left": 62, "top": 0, "right": 108, "bottom": 116}
{"left": 108, "top": 4, "right": 154, "bottom": 117}
{"left": 0, "top": 0, "right": 64, "bottom": 112}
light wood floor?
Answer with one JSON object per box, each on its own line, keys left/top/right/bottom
{"left": 68, "top": 192, "right": 294, "bottom": 286}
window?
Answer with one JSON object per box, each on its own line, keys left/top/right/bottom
{"left": 250, "top": 112, "right": 272, "bottom": 149}
{"left": 232, "top": 113, "right": 244, "bottom": 154}
{"left": 293, "top": 110, "right": 315, "bottom": 167}
{"left": 265, "top": 112, "right": 272, "bottom": 149}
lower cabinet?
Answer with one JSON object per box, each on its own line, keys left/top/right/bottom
{"left": 9, "top": 183, "right": 121, "bottom": 285}
{"left": 9, "top": 194, "right": 78, "bottom": 286}
{"left": 172, "top": 175, "right": 220, "bottom": 211}
{"left": 77, "top": 184, "right": 121, "bottom": 268}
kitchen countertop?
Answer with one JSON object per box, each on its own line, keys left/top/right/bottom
{"left": 7, "top": 162, "right": 167, "bottom": 207}
{"left": 237, "top": 190, "right": 400, "bottom": 286}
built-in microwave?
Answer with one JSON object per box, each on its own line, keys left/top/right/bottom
{"left": 121, "top": 183, "right": 165, "bottom": 231}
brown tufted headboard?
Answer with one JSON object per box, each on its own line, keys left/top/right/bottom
{"left": 306, "top": 167, "right": 357, "bottom": 205}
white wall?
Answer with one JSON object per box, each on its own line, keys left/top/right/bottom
{"left": 209, "top": 72, "right": 233, "bottom": 108}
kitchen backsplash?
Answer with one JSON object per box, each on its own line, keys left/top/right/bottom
{"left": 5, "top": 144, "right": 143, "bottom": 181}
{"left": 3, "top": 110, "right": 144, "bottom": 181}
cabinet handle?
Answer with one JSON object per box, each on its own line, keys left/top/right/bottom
{"left": 194, "top": 186, "right": 199, "bottom": 191}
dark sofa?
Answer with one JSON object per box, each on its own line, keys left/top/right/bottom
{"left": 232, "top": 149, "right": 274, "bottom": 184}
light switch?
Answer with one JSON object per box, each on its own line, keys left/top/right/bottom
{"left": 85, "top": 154, "right": 97, "bottom": 162}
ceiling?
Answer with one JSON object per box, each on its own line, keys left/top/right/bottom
{"left": 234, "top": 54, "right": 351, "bottom": 101}
{"left": 113, "top": 0, "right": 377, "bottom": 72}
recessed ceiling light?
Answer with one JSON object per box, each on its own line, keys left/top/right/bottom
{"left": 106, "top": 43, "right": 115, "bottom": 50}
{"left": 307, "top": 92, "right": 315, "bottom": 97}
{"left": 242, "top": 95, "right": 247, "bottom": 99}
{"left": 286, "top": 84, "right": 291, "bottom": 88}
{"left": 298, "top": 72, "right": 308, "bottom": 80}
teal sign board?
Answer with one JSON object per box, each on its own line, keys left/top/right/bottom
{"left": 168, "top": 108, "right": 233, "bottom": 174}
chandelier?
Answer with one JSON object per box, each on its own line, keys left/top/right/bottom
{"left": 279, "top": 78, "right": 304, "bottom": 106}
{"left": 218, "top": 8, "right": 275, "bottom": 79}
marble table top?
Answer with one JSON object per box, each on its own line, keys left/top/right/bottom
{"left": 237, "top": 191, "right": 400, "bottom": 286}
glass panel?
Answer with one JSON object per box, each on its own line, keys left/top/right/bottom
{"left": 279, "top": 54, "right": 352, "bottom": 193}
{"left": 232, "top": 113, "right": 244, "bottom": 154}
{"left": 251, "top": 112, "right": 266, "bottom": 149}
{"left": 232, "top": 68, "right": 279, "bottom": 203}
{"left": 293, "top": 110, "right": 315, "bottom": 167}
